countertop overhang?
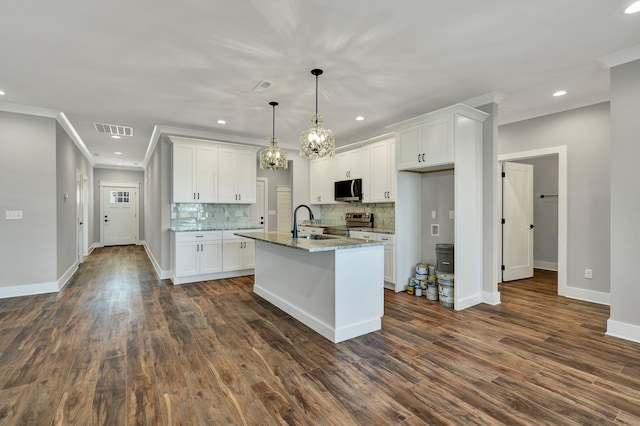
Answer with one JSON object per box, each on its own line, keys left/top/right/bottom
{"left": 234, "top": 231, "right": 384, "bottom": 252}
{"left": 169, "top": 225, "right": 263, "bottom": 232}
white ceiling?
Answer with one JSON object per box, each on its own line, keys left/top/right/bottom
{"left": 1, "top": 1, "right": 639, "bottom": 169}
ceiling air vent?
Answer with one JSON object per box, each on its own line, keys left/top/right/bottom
{"left": 93, "top": 122, "right": 134, "bottom": 137}
{"left": 252, "top": 80, "right": 272, "bottom": 93}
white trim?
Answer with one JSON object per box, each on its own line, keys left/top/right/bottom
{"left": 606, "top": 319, "right": 640, "bottom": 344}
{"left": 498, "top": 93, "right": 610, "bottom": 126}
{"left": 88, "top": 243, "right": 98, "bottom": 255}
{"left": 98, "top": 180, "right": 140, "bottom": 188}
{"left": 0, "top": 101, "right": 59, "bottom": 118}
{"left": 498, "top": 146, "right": 568, "bottom": 299}
{"left": 142, "top": 242, "right": 170, "bottom": 280}
{"left": 597, "top": 44, "right": 640, "bottom": 69}
{"left": 94, "top": 164, "right": 143, "bottom": 171}
{"left": 463, "top": 91, "right": 506, "bottom": 108}
{"left": 455, "top": 293, "right": 483, "bottom": 311}
{"left": 58, "top": 262, "right": 78, "bottom": 291}
{"left": 482, "top": 291, "right": 501, "bottom": 305}
{"left": 57, "top": 112, "right": 94, "bottom": 165}
{"left": 534, "top": 261, "right": 558, "bottom": 271}
{"left": 0, "top": 281, "right": 58, "bottom": 299}
{"left": 171, "top": 269, "right": 255, "bottom": 285}
{"left": 562, "top": 286, "right": 610, "bottom": 306}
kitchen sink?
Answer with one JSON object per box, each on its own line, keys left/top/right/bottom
{"left": 296, "top": 234, "right": 337, "bottom": 240}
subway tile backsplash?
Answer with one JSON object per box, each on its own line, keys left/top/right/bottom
{"left": 171, "top": 204, "right": 251, "bottom": 228}
{"left": 320, "top": 203, "right": 395, "bottom": 228}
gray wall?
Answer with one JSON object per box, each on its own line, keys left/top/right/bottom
{"left": 609, "top": 59, "right": 640, "bottom": 329}
{"left": 256, "top": 159, "right": 293, "bottom": 231}
{"left": 421, "top": 170, "right": 455, "bottom": 265}
{"left": 498, "top": 102, "right": 610, "bottom": 293}
{"left": 94, "top": 168, "right": 145, "bottom": 243}
{"left": 0, "top": 111, "right": 57, "bottom": 287}
{"left": 56, "top": 122, "right": 93, "bottom": 279}
{"left": 515, "top": 156, "right": 559, "bottom": 266}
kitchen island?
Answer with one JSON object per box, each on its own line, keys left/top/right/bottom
{"left": 234, "top": 231, "right": 385, "bottom": 343}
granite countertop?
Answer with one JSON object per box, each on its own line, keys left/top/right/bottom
{"left": 170, "top": 225, "right": 263, "bottom": 232}
{"left": 348, "top": 227, "right": 395, "bottom": 235}
{"left": 234, "top": 231, "right": 384, "bottom": 253}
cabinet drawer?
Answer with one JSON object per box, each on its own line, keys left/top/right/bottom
{"left": 175, "top": 231, "right": 222, "bottom": 243}
{"left": 376, "top": 234, "right": 395, "bottom": 245}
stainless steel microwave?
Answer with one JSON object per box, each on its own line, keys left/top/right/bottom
{"left": 334, "top": 178, "right": 362, "bottom": 202}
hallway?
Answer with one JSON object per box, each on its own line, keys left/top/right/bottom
{"left": 0, "top": 246, "right": 639, "bottom": 425}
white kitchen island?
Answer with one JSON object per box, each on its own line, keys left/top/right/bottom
{"left": 234, "top": 231, "right": 385, "bottom": 343}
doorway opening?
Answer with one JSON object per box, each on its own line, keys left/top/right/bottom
{"left": 498, "top": 146, "right": 567, "bottom": 296}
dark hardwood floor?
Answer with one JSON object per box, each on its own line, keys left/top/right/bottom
{"left": 1, "top": 246, "right": 639, "bottom": 425}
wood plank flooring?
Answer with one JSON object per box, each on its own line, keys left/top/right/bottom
{"left": 1, "top": 246, "right": 639, "bottom": 425}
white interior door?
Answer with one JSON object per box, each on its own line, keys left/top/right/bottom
{"left": 276, "top": 185, "right": 292, "bottom": 233}
{"left": 101, "top": 184, "right": 139, "bottom": 246}
{"left": 76, "top": 170, "right": 84, "bottom": 263}
{"left": 252, "top": 177, "right": 268, "bottom": 230}
{"left": 502, "top": 161, "right": 534, "bottom": 281}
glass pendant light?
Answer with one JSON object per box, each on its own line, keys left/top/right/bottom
{"left": 259, "top": 101, "right": 288, "bottom": 170}
{"left": 299, "top": 69, "right": 335, "bottom": 160}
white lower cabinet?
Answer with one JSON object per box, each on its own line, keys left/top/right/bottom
{"left": 222, "top": 230, "right": 258, "bottom": 271}
{"left": 174, "top": 231, "right": 223, "bottom": 278}
{"left": 349, "top": 231, "right": 395, "bottom": 285}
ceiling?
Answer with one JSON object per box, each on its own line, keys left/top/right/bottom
{"left": 1, "top": 1, "right": 639, "bottom": 169}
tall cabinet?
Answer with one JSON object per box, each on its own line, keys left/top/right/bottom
{"left": 389, "top": 103, "right": 489, "bottom": 309}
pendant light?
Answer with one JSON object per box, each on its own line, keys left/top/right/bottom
{"left": 259, "top": 101, "right": 288, "bottom": 170}
{"left": 299, "top": 68, "right": 335, "bottom": 160}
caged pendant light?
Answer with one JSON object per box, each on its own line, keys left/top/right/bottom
{"left": 299, "top": 69, "right": 335, "bottom": 160}
{"left": 259, "top": 101, "right": 288, "bottom": 170}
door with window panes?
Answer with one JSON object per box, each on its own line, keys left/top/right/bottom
{"left": 101, "top": 185, "right": 139, "bottom": 246}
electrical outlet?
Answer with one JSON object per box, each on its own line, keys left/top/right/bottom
{"left": 585, "top": 269, "right": 593, "bottom": 279}
{"left": 5, "top": 210, "right": 23, "bottom": 220}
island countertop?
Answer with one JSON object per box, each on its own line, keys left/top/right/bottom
{"left": 234, "top": 231, "right": 384, "bottom": 253}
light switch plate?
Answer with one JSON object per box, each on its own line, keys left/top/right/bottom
{"left": 449, "top": 210, "right": 455, "bottom": 219}
{"left": 431, "top": 210, "right": 437, "bottom": 219}
{"left": 6, "top": 210, "right": 23, "bottom": 220}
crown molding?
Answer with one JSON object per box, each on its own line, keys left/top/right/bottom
{"left": 0, "top": 101, "right": 59, "bottom": 118}
{"left": 143, "top": 124, "right": 264, "bottom": 169}
{"left": 57, "top": 112, "right": 95, "bottom": 166}
{"left": 462, "top": 91, "right": 507, "bottom": 107}
{"left": 598, "top": 44, "right": 640, "bottom": 69}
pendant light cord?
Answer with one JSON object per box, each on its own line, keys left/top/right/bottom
{"left": 272, "top": 103, "right": 275, "bottom": 140}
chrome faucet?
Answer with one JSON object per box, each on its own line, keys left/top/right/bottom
{"left": 292, "top": 204, "right": 314, "bottom": 238}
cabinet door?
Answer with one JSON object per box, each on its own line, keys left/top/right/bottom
{"left": 217, "top": 148, "right": 238, "bottom": 203}
{"left": 370, "top": 140, "right": 391, "bottom": 202}
{"left": 236, "top": 149, "right": 257, "bottom": 203}
{"left": 199, "top": 240, "right": 223, "bottom": 274}
{"left": 175, "top": 242, "right": 198, "bottom": 277}
{"left": 173, "top": 145, "right": 196, "bottom": 202}
{"left": 423, "top": 117, "right": 453, "bottom": 166}
{"left": 396, "top": 126, "right": 422, "bottom": 170}
{"left": 383, "top": 244, "right": 395, "bottom": 283}
{"left": 196, "top": 146, "right": 218, "bottom": 202}
{"left": 243, "top": 240, "right": 255, "bottom": 269}
{"left": 310, "top": 157, "right": 334, "bottom": 204}
{"left": 348, "top": 149, "right": 362, "bottom": 178}
{"left": 388, "top": 140, "right": 396, "bottom": 201}
{"left": 222, "top": 240, "right": 243, "bottom": 271}
{"left": 334, "top": 152, "right": 350, "bottom": 180}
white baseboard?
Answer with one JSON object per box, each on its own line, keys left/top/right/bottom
{"left": 142, "top": 242, "right": 170, "bottom": 280}
{"left": 455, "top": 293, "right": 483, "bottom": 311}
{"left": 88, "top": 243, "right": 99, "bottom": 254}
{"left": 534, "top": 261, "right": 558, "bottom": 271}
{"left": 482, "top": 291, "right": 501, "bottom": 305}
{"left": 171, "top": 269, "right": 254, "bottom": 285}
{"left": 560, "top": 286, "right": 610, "bottom": 305}
{"left": 0, "top": 281, "right": 59, "bottom": 299}
{"left": 58, "top": 261, "right": 78, "bottom": 291}
{"left": 606, "top": 319, "right": 640, "bottom": 344}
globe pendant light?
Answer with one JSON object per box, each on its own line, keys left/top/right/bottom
{"left": 259, "top": 101, "right": 288, "bottom": 170}
{"left": 299, "top": 68, "right": 335, "bottom": 160}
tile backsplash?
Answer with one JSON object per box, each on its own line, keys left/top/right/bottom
{"left": 320, "top": 203, "right": 395, "bottom": 228}
{"left": 171, "top": 204, "right": 251, "bottom": 228}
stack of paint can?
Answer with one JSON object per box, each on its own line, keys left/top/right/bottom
{"left": 407, "top": 263, "right": 429, "bottom": 297}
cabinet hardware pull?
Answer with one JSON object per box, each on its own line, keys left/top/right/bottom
{"left": 422, "top": 153, "right": 426, "bottom": 162}
{"left": 193, "top": 193, "right": 196, "bottom": 200}
{"left": 239, "top": 194, "right": 241, "bottom": 200}
{"left": 197, "top": 192, "right": 200, "bottom": 200}
{"left": 417, "top": 153, "right": 421, "bottom": 163}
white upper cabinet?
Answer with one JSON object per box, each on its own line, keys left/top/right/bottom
{"left": 310, "top": 156, "right": 335, "bottom": 205}
{"left": 367, "top": 138, "right": 395, "bottom": 202}
{"left": 334, "top": 148, "right": 362, "bottom": 180}
{"left": 172, "top": 143, "right": 218, "bottom": 203}
{"left": 218, "top": 147, "right": 257, "bottom": 204}
{"left": 396, "top": 116, "right": 453, "bottom": 171}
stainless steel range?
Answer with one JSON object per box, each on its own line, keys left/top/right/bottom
{"left": 323, "top": 212, "right": 374, "bottom": 237}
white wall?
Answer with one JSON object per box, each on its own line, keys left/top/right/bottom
{"left": 608, "top": 59, "right": 640, "bottom": 342}
{"left": 0, "top": 111, "right": 57, "bottom": 289}
{"left": 498, "top": 102, "right": 610, "bottom": 294}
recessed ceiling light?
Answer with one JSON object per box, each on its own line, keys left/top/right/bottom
{"left": 114, "top": 151, "right": 123, "bottom": 155}
{"left": 553, "top": 90, "right": 567, "bottom": 97}
{"left": 117, "top": 163, "right": 123, "bottom": 166}
{"left": 355, "top": 116, "right": 365, "bottom": 121}
{"left": 111, "top": 135, "right": 121, "bottom": 139}
{"left": 0, "top": 90, "right": 5, "bottom": 95}
{"left": 217, "top": 119, "right": 226, "bottom": 124}
{"left": 625, "top": 1, "right": 640, "bottom": 14}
